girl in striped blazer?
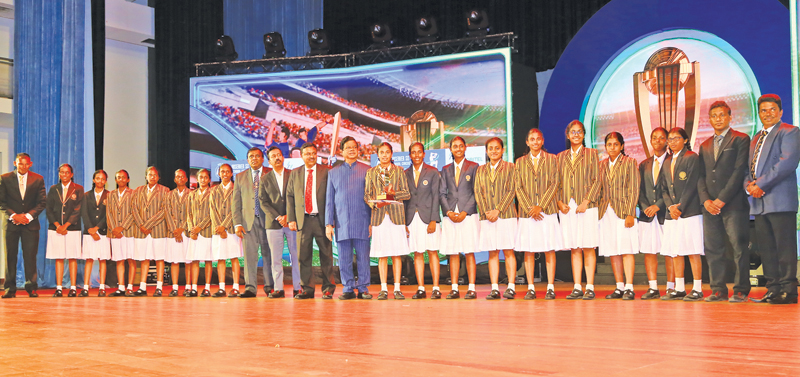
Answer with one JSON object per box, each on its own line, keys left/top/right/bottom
{"left": 108, "top": 170, "right": 137, "bottom": 297}
{"left": 210, "top": 164, "right": 242, "bottom": 297}
{"left": 131, "top": 166, "right": 171, "bottom": 296}
{"left": 556, "top": 120, "right": 602, "bottom": 300}
{"left": 165, "top": 169, "right": 192, "bottom": 297}
{"left": 187, "top": 169, "right": 214, "bottom": 297}
{"left": 81, "top": 170, "right": 110, "bottom": 297}
{"left": 45, "top": 163, "right": 83, "bottom": 297}
{"left": 365, "top": 142, "right": 411, "bottom": 300}
{"left": 475, "top": 137, "right": 518, "bottom": 300}
{"left": 515, "top": 128, "right": 562, "bottom": 300}
{"left": 598, "top": 132, "right": 641, "bottom": 300}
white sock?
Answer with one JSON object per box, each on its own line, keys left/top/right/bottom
{"left": 70, "top": 285, "right": 76, "bottom": 291}
{"left": 156, "top": 281, "right": 162, "bottom": 289}
{"left": 508, "top": 283, "right": 515, "bottom": 291}
{"left": 648, "top": 280, "right": 658, "bottom": 290}
{"left": 528, "top": 284, "right": 535, "bottom": 291}
{"left": 451, "top": 284, "right": 458, "bottom": 292}
{"left": 432, "top": 286, "right": 440, "bottom": 292}
{"left": 204, "top": 284, "right": 210, "bottom": 290}
{"left": 692, "top": 280, "right": 702, "bottom": 292}
{"left": 233, "top": 284, "right": 239, "bottom": 290}
{"left": 185, "top": 284, "right": 191, "bottom": 290}
{"left": 381, "top": 283, "right": 388, "bottom": 291}
{"left": 172, "top": 284, "right": 178, "bottom": 290}
{"left": 139, "top": 282, "right": 146, "bottom": 290}
{"left": 118, "top": 284, "right": 124, "bottom": 291}
{"left": 417, "top": 285, "right": 425, "bottom": 292}
{"left": 491, "top": 283, "right": 499, "bottom": 290}
{"left": 57, "top": 285, "right": 62, "bottom": 291}
{"left": 573, "top": 283, "right": 582, "bottom": 290}
{"left": 616, "top": 282, "right": 624, "bottom": 291}
{"left": 586, "top": 284, "right": 594, "bottom": 291}
{"left": 675, "top": 278, "right": 685, "bottom": 292}
{"left": 219, "top": 282, "right": 225, "bottom": 290}
{"left": 667, "top": 282, "right": 675, "bottom": 290}
{"left": 192, "top": 284, "right": 197, "bottom": 291}
{"left": 394, "top": 283, "right": 401, "bottom": 291}
{"left": 127, "top": 284, "right": 133, "bottom": 290}
{"left": 624, "top": 284, "right": 633, "bottom": 291}
{"left": 547, "top": 284, "right": 554, "bottom": 291}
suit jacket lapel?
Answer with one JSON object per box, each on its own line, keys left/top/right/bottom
{"left": 757, "top": 127, "right": 778, "bottom": 176}
{"left": 713, "top": 131, "right": 734, "bottom": 167}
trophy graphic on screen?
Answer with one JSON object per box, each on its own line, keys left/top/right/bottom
{"left": 401, "top": 110, "right": 445, "bottom": 152}
{"left": 633, "top": 47, "right": 700, "bottom": 158}
{"left": 376, "top": 167, "right": 394, "bottom": 200}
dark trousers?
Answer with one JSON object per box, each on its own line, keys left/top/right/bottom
{"left": 242, "top": 215, "right": 272, "bottom": 293}
{"left": 337, "top": 238, "right": 371, "bottom": 293}
{"left": 703, "top": 209, "right": 751, "bottom": 295}
{"left": 4, "top": 226, "right": 39, "bottom": 292}
{"left": 754, "top": 212, "right": 798, "bottom": 296}
{"left": 297, "top": 214, "right": 335, "bottom": 293}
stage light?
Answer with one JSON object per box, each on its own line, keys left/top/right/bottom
{"left": 307, "top": 29, "right": 331, "bottom": 56}
{"left": 369, "top": 23, "right": 395, "bottom": 49}
{"left": 263, "top": 32, "right": 286, "bottom": 59}
{"left": 214, "top": 35, "right": 238, "bottom": 62}
{"left": 415, "top": 16, "right": 439, "bottom": 43}
{"left": 465, "top": 10, "right": 490, "bottom": 37}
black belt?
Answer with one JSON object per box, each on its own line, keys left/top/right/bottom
{"left": 305, "top": 213, "right": 319, "bottom": 217}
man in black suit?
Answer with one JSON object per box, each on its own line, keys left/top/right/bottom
{"left": 698, "top": 101, "right": 751, "bottom": 302}
{"left": 0, "top": 153, "right": 47, "bottom": 298}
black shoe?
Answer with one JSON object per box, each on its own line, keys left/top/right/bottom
{"left": 485, "top": 289, "right": 501, "bottom": 300}
{"left": 293, "top": 289, "right": 300, "bottom": 297}
{"left": 200, "top": 289, "right": 211, "bottom": 297}
{"left": 133, "top": 288, "right": 148, "bottom": 297}
{"left": 430, "top": 290, "right": 441, "bottom": 299}
{"left": 545, "top": 289, "right": 556, "bottom": 300}
{"left": 262, "top": 286, "right": 274, "bottom": 296}
{"left": 2, "top": 291, "right": 15, "bottom": 299}
{"left": 53, "top": 289, "right": 63, "bottom": 297}
{"left": 729, "top": 292, "right": 747, "bottom": 303}
{"left": 124, "top": 289, "right": 135, "bottom": 297}
{"left": 566, "top": 288, "right": 583, "bottom": 300}
{"left": 110, "top": 289, "right": 125, "bottom": 297}
{"left": 239, "top": 289, "right": 256, "bottom": 298}
{"left": 228, "top": 289, "right": 239, "bottom": 297}
{"left": 622, "top": 289, "right": 635, "bottom": 300}
{"left": 750, "top": 291, "right": 777, "bottom": 303}
{"left": 358, "top": 292, "right": 372, "bottom": 300}
{"left": 339, "top": 292, "right": 356, "bottom": 300}
{"left": 524, "top": 289, "right": 536, "bottom": 300}
{"left": 189, "top": 289, "right": 198, "bottom": 297}
{"left": 605, "top": 289, "right": 624, "bottom": 299}
{"left": 377, "top": 290, "right": 388, "bottom": 300}
{"left": 768, "top": 293, "right": 798, "bottom": 305}
{"left": 582, "top": 289, "right": 595, "bottom": 300}
{"left": 168, "top": 289, "right": 179, "bottom": 297}
{"left": 503, "top": 288, "right": 516, "bottom": 299}
{"left": 67, "top": 289, "right": 77, "bottom": 297}
{"left": 213, "top": 289, "right": 226, "bottom": 298}
{"left": 412, "top": 290, "right": 426, "bottom": 299}
{"left": 183, "top": 289, "right": 190, "bottom": 297}
{"left": 268, "top": 290, "right": 285, "bottom": 298}
{"left": 464, "top": 290, "right": 477, "bottom": 300}
{"left": 660, "top": 289, "right": 686, "bottom": 301}
{"left": 393, "top": 290, "right": 405, "bottom": 300}
{"left": 294, "top": 291, "right": 314, "bottom": 299}
{"left": 98, "top": 290, "right": 106, "bottom": 297}
{"left": 78, "top": 289, "right": 89, "bottom": 297}
{"left": 704, "top": 291, "right": 726, "bottom": 302}
{"left": 153, "top": 289, "right": 162, "bottom": 297}
{"left": 322, "top": 289, "right": 335, "bottom": 300}
{"left": 683, "top": 290, "right": 704, "bottom": 301}
{"left": 446, "top": 290, "right": 460, "bottom": 299}
{"left": 641, "top": 288, "right": 660, "bottom": 300}
{"left": 28, "top": 290, "right": 38, "bottom": 298}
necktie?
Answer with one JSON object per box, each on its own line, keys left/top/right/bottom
{"left": 671, "top": 154, "right": 677, "bottom": 180}
{"left": 18, "top": 175, "right": 25, "bottom": 199}
{"left": 533, "top": 157, "right": 539, "bottom": 171}
{"left": 305, "top": 168, "right": 313, "bottom": 214}
{"left": 714, "top": 135, "right": 722, "bottom": 161}
{"left": 414, "top": 168, "right": 420, "bottom": 187}
{"left": 253, "top": 170, "right": 261, "bottom": 218}
{"left": 490, "top": 165, "right": 496, "bottom": 181}
{"left": 147, "top": 187, "right": 153, "bottom": 201}
{"left": 653, "top": 159, "right": 660, "bottom": 182}
{"left": 455, "top": 165, "right": 461, "bottom": 187}
{"left": 63, "top": 185, "right": 69, "bottom": 201}
{"left": 750, "top": 130, "right": 768, "bottom": 179}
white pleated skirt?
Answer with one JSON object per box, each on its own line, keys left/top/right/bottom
{"left": 166, "top": 237, "right": 190, "bottom": 264}
{"left": 478, "top": 217, "right": 517, "bottom": 251}
{"left": 133, "top": 235, "right": 167, "bottom": 261}
{"left": 212, "top": 233, "right": 243, "bottom": 260}
{"left": 82, "top": 234, "right": 111, "bottom": 260}
{"left": 639, "top": 219, "right": 664, "bottom": 255}
{"left": 560, "top": 199, "right": 599, "bottom": 249}
{"left": 46, "top": 230, "right": 82, "bottom": 259}
{"left": 440, "top": 213, "right": 480, "bottom": 255}
{"left": 516, "top": 213, "right": 563, "bottom": 252}
{"left": 407, "top": 213, "right": 440, "bottom": 253}
{"left": 370, "top": 214, "right": 410, "bottom": 258}
{"left": 187, "top": 235, "right": 214, "bottom": 261}
{"left": 662, "top": 215, "right": 704, "bottom": 256}
{"left": 598, "top": 207, "right": 639, "bottom": 256}
{"left": 110, "top": 236, "right": 135, "bottom": 261}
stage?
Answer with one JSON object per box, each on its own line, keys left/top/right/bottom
{"left": 0, "top": 283, "right": 797, "bottom": 376}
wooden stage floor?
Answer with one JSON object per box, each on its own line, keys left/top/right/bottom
{"left": 1, "top": 283, "right": 798, "bottom": 376}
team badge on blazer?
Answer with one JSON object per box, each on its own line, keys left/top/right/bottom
{"left": 466, "top": 175, "right": 471, "bottom": 182}
{"left": 102, "top": 199, "right": 107, "bottom": 206}
{"left": 422, "top": 180, "right": 428, "bottom": 186}
{"left": 678, "top": 171, "right": 687, "bottom": 180}
{"left": 70, "top": 193, "right": 77, "bottom": 200}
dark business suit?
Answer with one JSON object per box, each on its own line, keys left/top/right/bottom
{"left": 0, "top": 170, "right": 47, "bottom": 292}
{"left": 260, "top": 168, "right": 300, "bottom": 292}
{"left": 232, "top": 166, "right": 272, "bottom": 294}
{"left": 745, "top": 122, "right": 800, "bottom": 298}
{"left": 697, "top": 129, "right": 751, "bottom": 296}
{"left": 286, "top": 164, "right": 334, "bottom": 294}
{"left": 638, "top": 156, "right": 666, "bottom": 225}
{"left": 404, "top": 164, "right": 442, "bottom": 227}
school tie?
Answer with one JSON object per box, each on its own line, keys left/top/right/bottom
{"left": 490, "top": 165, "right": 496, "bottom": 181}
{"left": 671, "top": 155, "right": 677, "bottom": 180}
{"left": 455, "top": 165, "right": 461, "bottom": 187}
{"left": 653, "top": 159, "right": 660, "bottom": 182}
{"left": 253, "top": 170, "right": 261, "bottom": 218}
{"left": 18, "top": 175, "right": 25, "bottom": 199}
{"left": 305, "top": 168, "right": 313, "bottom": 214}
{"left": 750, "top": 130, "right": 768, "bottom": 179}
{"left": 146, "top": 187, "right": 153, "bottom": 201}
{"left": 713, "top": 135, "right": 723, "bottom": 161}
{"left": 533, "top": 156, "right": 539, "bottom": 171}
{"left": 414, "top": 168, "right": 420, "bottom": 187}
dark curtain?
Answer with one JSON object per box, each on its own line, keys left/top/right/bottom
{"left": 323, "top": 0, "right": 611, "bottom": 71}
{"left": 152, "top": 0, "right": 223, "bottom": 187}
{"left": 91, "top": 0, "right": 104, "bottom": 170}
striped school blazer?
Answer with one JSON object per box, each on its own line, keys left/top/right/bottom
{"left": 131, "top": 184, "right": 170, "bottom": 239}
{"left": 106, "top": 187, "right": 136, "bottom": 238}
{"left": 365, "top": 164, "right": 411, "bottom": 226}
{"left": 210, "top": 183, "right": 235, "bottom": 234}
{"left": 515, "top": 152, "right": 559, "bottom": 216}
{"left": 187, "top": 187, "right": 214, "bottom": 238}
{"left": 556, "top": 146, "right": 601, "bottom": 208}
{"left": 165, "top": 187, "right": 191, "bottom": 237}
{"left": 598, "top": 154, "right": 641, "bottom": 220}
{"left": 475, "top": 160, "right": 517, "bottom": 220}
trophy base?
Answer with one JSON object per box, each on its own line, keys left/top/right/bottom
{"left": 376, "top": 194, "right": 394, "bottom": 201}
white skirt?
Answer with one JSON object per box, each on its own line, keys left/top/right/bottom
{"left": 133, "top": 236, "right": 167, "bottom": 261}
{"left": 662, "top": 215, "right": 704, "bottom": 256}
{"left": 440, "top": 213, "right": 480, "bottom": 255}
{"left": 407, "top": 213, "right": 440, "bottom": 253}
{"left": 82, "top": 234, "right": 111, "bottom": 260}
{"left": 478, "top": 217, "right": 518, "bottom": 251}
{"left": 187, "top": 235, "right": 214, "bottom": 261}
{"left": 371, "top": 214, "right": 410, "bottom": 258}
{"left": 639, "top": 219, "right": 664, "bottom": 255}
{"left": 516, "top": 213, "right": 563, "bottom": 252}
{"left": 212, "top": 233, "right": 243, "bottom": 260}
{"left": 110, "top": 236, "right": 135, "bottom": 261}
{"left": 46, "top": 230, "right": 82, "bottom": 259}
{"left": 166, "top": 237, "right": 190, "bottom": 264}
{"left": 560, "top": 199, "right": 600, "bottom": 249}
{"left": 598, "top": 207, "right": 639, "bottom": 256}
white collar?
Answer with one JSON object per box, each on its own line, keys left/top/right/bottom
{"left": 413, "top": 164, "right": 423, "bottom": 174}
{"left": 17, "top": 171, "right": 27, "bottom": 180}
{"left": 571, "top": 145, "right": 583, "bottom": 155}
{"left": 62, "top": 182, "right": 71, "bottom": 190}
{"left": 609, "top": 154, "right": 621, "bottom": 167}
{"left": 653, "top": 152, "right": 667, "bottom": 165}
{"left": 762, "top": 123, "right": 778, "bottom": 135}
{"left": 147, "top": 184, "right": 157, "bottom": 193}
{"left": 529, "top": 151, "right": 541, "bottom": 161}
{"left": 490, "top": 160, "right": 501, "bottom": 170}
{"left": 221, "top": 181, "right": 232, "bottom": 190}
{"left": 454, "top": 158, "right": 465, "bottom": 169}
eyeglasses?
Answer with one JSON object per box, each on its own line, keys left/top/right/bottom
{"left": 667, "top": 137, "right": 684, "bottom": 143}
{"left": 569, "top": 130, "right": 584, "bottom": 136}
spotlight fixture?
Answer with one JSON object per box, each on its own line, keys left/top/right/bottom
{"left": 369, "top": 23, "right": 395, "bottom": 49}
{"left": 307, "top": 29, "right": 331, "bottom": 56}
{"left": 465, "top": 10, "right": 490, "bottom": 37}
{"left": 214, "top": 35, "right": 238, "bottom": 62}
{"left": 263, "top": 32, "right": 287, "bottom": 59}
{"left": 415, "top": 16, "right": 439, "bottom": 43}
